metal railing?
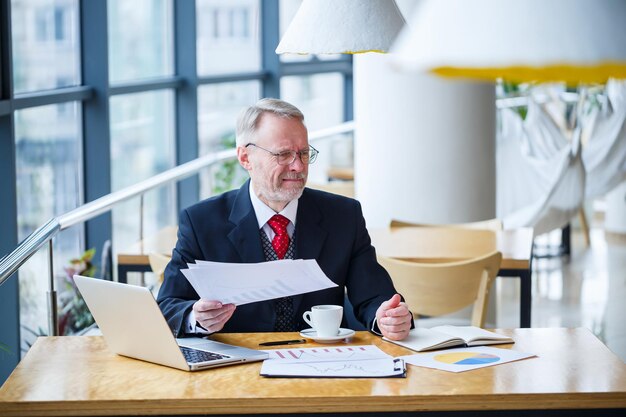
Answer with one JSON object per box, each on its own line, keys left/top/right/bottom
{"left": 0, "top": 121, "right": 355, "bottom": 334}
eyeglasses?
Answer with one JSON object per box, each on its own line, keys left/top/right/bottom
{"left": 245, "top": 143, "right": 319, "bottom": 165}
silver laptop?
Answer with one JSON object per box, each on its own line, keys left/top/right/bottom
{"left": 73, "top": 275, "right": 268, "bottom": 371}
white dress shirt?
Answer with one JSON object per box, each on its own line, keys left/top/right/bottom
{"left": 186, "top": 183, "right": 298, "bottom": 333}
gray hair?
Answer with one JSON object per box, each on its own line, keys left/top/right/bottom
{"left": 235, "top": 98, "right": 305, "bottom": 146}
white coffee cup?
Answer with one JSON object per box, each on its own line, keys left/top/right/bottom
{"left": 302, "top": 305, "right": 343, "bottom": 337}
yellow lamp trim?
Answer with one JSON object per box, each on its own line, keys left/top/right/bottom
{"left": 431, "top": 62, "right": 626, "bottom": 86}
{"left": 346, "top": 50, "right": 388, "bottom": 55}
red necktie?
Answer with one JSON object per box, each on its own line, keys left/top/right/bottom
{"left": 267, "top": 214, "right": 290, "bottom": 260}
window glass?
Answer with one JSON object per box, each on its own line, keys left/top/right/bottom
{"left": 108, "top": 0, "right": 174, "bottom": 84}
{"left": 109, "top": 90, "right": 176, "bottom": 285}
{"left": 281, "top": 73, "right": 347, "bottom": 183}
{"left": 196, "top": 0, "right": 261, "bottom": 76}
{"left": 197, "top": 81, "right": 260, "bottom": 199}
{"left": 14, "top": 102, "right": 83, "bottom": 350}
{"left": 11, "top": 0, "right": 81, "bottom": 93}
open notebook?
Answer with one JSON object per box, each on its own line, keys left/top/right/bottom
{"left": 384, "top": 326, "right": 513, "bottom": 352}
{"left": 73, "top": 275, "right": 267, "bottom": 371}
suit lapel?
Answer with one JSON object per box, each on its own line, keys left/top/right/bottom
{"left": 227, "top": 185, "right": 328, "bottom": 324}
{"left": 295, "top": 189, "right": 327, "bottom": 260}
{"left": 227, "top": 180, "right": 265, "bottom": 263}
{"left": 292, "top": 189, "right": 327, "bottom": 315}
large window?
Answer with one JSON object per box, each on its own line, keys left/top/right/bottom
{"left": 10, "top": 0, "right": 84, "bottom": 352}
{"left": 110, "top": 90, "right": 176, "bottom": 274}
{"left": 107, "top": 0, "right": 176, "bottom": 286}
{"left": 198, "top": 81, "right": 261, "bottom": 198}
{"left": 281, "top": 73, "right": 346, "bottom": 183}
{"left": 11, "top": 0, "right": 81, "bottom": 93}
{"left": 14, "top": 102, "right": 83, "bottom": 348}
{"left": 197, "top": 0, "right": 261, "bottom": 76}
{"left": 107, "top": 0, "right": 173, "bottom": 84}
{"left": 0, "top": 0, "right": 352, "bottom": 374}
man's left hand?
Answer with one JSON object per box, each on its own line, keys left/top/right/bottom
{"left": 375, "top": 294, "right": 412, "bottom": 341}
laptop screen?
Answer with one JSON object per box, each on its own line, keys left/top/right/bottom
{"left": 73, "top": 275, "right": 267, "bottom": 371}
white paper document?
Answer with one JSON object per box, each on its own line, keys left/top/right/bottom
{"left": 181, "top": 259, "right": 337, "bottom": 305}
{"left": 260, "top": 345, "right": 406, "bottom": 378}
{"left": 399, "top": 346, "right": 536, "bottom": 373}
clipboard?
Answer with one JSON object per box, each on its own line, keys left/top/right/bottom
{"left": 260, "top": 357, "right": 406, "bottom": 378}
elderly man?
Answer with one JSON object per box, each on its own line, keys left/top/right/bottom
{"left": 157, "top": 98, "right": 412, "bottom": 341}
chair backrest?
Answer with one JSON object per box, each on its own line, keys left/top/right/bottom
{"left": 377, "top": 251, "right": 502, "bottom": 328}
{"left": 389, "top": 218, "right": 503, "bottom": 231}
{"left": 148, "top": 253, "right": 171, "bottom": 283}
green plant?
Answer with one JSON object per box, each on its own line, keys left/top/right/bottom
{"left": 18, "top": 248, "right": 99, "bottom": 349}
{"left": 500, "top": 80, "right": 530, "bottom": 120}
{"left": 212, "top": 132, "right": 247, "bottom": 194}
{"left": 21, "top": 325, "right": 46, "bottom": 352}
{"left": 59, "top": 248, "right": 97, "bottom": 335}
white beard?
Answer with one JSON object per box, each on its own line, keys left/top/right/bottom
{"left": 254, "top": 173, "right": 306, "bottom": 205}
{"left": 256, "top": 183, "right": 305, "bottom": 204}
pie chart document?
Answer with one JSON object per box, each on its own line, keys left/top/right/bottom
{"left": 399, "top": 346, "right": 536, "bottom": 373}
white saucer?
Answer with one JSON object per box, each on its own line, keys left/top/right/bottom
{"left": 299, "top": 328, "right": 356, "bottom": 343}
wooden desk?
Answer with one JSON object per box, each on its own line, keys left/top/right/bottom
{"left": 117, "top": 226, "right": 178, "bottom": 283}
{"left": 370, "top": 227, "right": 535, "bottom": 328}
{"left": 1, "top": 329, "right": 624, "bottom": 416}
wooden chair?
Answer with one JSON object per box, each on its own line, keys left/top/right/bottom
{"left": 389, "top": 218, "right": 503, "bottom": 231}
{"left": 148, "top": 253, "right": 171, "bottom": 283}
{"left": 377, "top": 251, "right": 502, "bottom": 328}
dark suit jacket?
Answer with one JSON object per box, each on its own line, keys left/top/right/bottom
{"left": 157, "top": 180, "right": 399, "bottom": 336}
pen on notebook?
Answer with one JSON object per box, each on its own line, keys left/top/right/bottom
{"left": 259, "top": 339, "right": 306, "bottom": 346}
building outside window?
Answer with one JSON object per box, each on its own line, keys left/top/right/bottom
{"left": 11, "top": 0, "right": 80, "bottom": 93}
{"left": 196, "top": 0, "right": 261, "bottom": 76}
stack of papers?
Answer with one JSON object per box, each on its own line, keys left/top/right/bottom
{"left": 260, "top": 345, "right": 406, "bottom": 378}
{"left": 181, "top": 259, "right": 338, "bottom": 305}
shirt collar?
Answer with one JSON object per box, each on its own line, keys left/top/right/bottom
{"left": 249, "top": 182, "right": 298, "bottom": 229}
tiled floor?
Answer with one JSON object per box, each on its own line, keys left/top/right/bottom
{"left": 496, "top": 225, "right": 626, "bottom": 361}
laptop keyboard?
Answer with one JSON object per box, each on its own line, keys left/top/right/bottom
{"left": 180, "top": 346, "right": 231, "bottom": 363}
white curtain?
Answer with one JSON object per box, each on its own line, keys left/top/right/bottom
{"left": 497, "top": 100, "right": 585, "bottom": 235}
{"left": 497, "top": 80, "right": 626, "bottom": 235}
{"left": 582, "top": 79, "right": 626, "bottom": 199}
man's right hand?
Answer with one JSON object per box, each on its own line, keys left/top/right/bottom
{"left": 192, "top": 299, "right": 236, "bottom": 333}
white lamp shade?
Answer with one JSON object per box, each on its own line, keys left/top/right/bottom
{"left": 276, "top": 0, "right": 406, "bottom": 54}
{"left": 392, "top": 0, "right": 626, "bottom": 84}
